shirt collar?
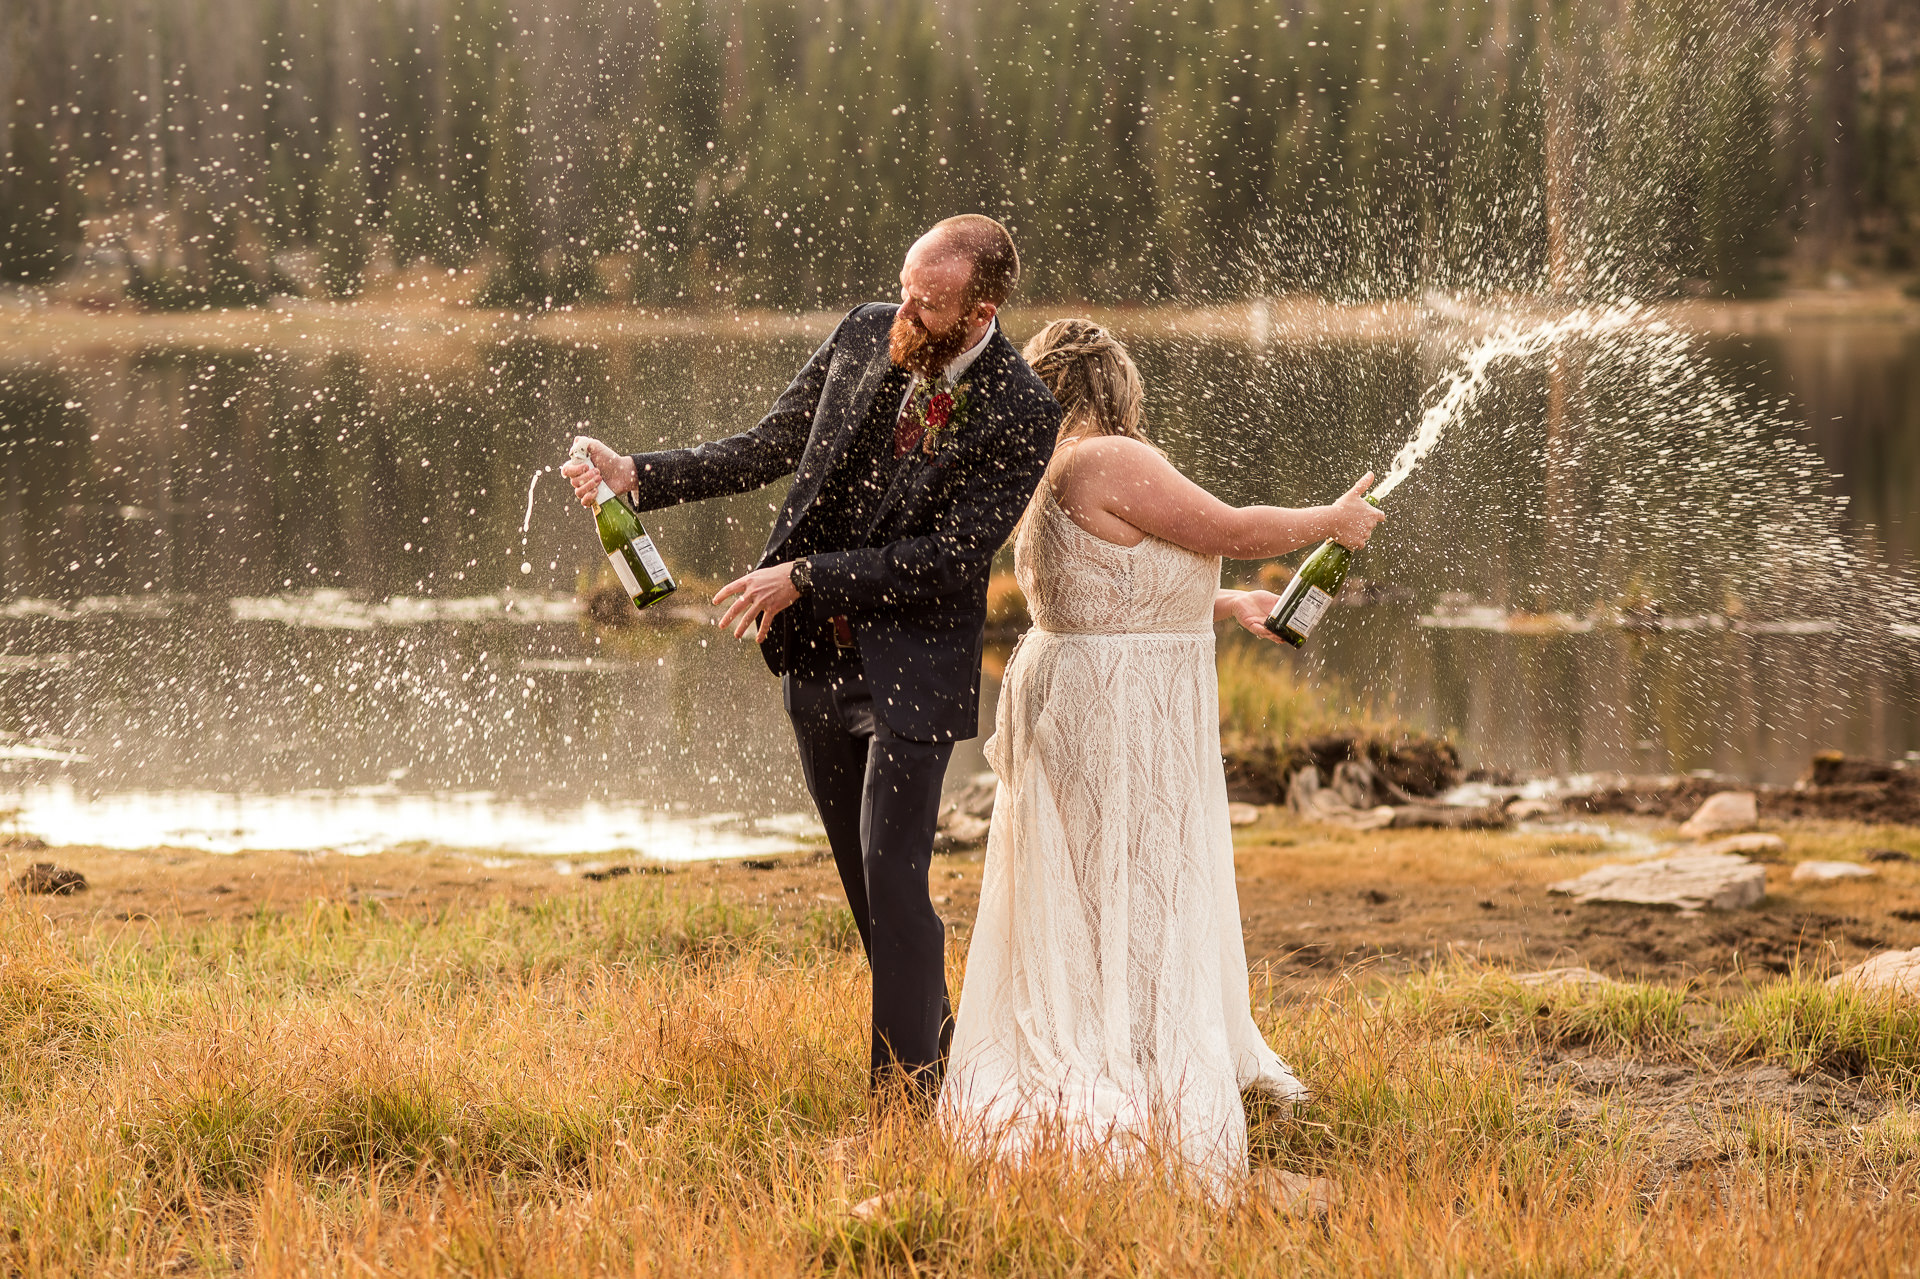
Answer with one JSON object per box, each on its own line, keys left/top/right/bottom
{"left": 943, "top": 318, "right": 996, "bottom": 385}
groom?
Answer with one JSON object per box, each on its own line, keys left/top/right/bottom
{"left": 564, "top": 215, "right": 1061, "bottom": 1096}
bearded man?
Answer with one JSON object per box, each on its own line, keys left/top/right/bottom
{"left": 564, "top": 215, "right": 1061, "bottom": 1097}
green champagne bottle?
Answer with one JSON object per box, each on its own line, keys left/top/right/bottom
{"left": 1263, "top": 496, "right": 1380, "bottom": 648}
{"left": 570, "top": 445, "right": 676, "bottom": 610}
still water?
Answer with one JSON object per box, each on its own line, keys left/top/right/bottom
{"left": 2, "top": 305, "right": 1916, "bottom": 856}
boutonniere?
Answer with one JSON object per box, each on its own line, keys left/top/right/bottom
{"left": 912, "top": 378, "right": 973, "bottom": 455}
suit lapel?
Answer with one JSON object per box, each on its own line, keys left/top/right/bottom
{"left": 768, "top": 316, "right": 905, "bottom": 552}
{"left": 864, "top": 330, "right": 1019, "bottom": 534}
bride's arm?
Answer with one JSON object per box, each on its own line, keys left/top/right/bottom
{"left": 1057, "top": 436, "right": 1383, "bottom": 558}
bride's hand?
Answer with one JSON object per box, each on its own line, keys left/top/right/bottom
{"left": 1223, "top": 589, "right": 1288, "bottom": 645}
{"left": 1326, "top": 472, "right": 1385, "bottom": 548}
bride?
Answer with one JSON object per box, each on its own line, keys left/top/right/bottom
{"left": 938, "top": 318, "right": 1384, "bottom": 1195}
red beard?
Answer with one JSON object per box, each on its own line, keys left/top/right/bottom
{"left": 889, "top": 308, "right": 973, "bottom": 377}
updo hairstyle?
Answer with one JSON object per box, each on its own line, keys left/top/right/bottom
{"left": 1021, "top": 318, "right": 1152, "bottom": 446}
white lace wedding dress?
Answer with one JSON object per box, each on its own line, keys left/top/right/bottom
{"left": 939, "top": 485, "right": 1307, "bottom": 1191}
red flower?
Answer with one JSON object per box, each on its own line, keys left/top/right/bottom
{"left": 926, "top": 390, "right": 954, "bottom": 429}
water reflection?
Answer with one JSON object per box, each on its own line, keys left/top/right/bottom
{"left": 2, "top": 314, "right": 1917, "bottom": 855}
{"left": 5, "top": 779, "right": 813, "bottom": 860}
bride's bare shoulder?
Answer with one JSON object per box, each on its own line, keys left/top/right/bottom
{"left": 1056, "top": 433, "right": 1165, "bottom": 477}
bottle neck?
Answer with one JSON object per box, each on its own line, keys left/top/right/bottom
{"left": 594, "top": 480, "right": 616, "bottom": 507}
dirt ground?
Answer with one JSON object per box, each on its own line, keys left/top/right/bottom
{"left": 11, "top": 809, "right": 1919, "bottom": 989}
{"left": 1227, "top": 814, "right": 1920, "bottom": 986}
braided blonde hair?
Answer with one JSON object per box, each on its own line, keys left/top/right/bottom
{"left": 1022, "top": 318, "right": 1152, "bottom": 446}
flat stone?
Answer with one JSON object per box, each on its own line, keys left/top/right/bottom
{"left": 1549, "top": 852, "right": 1766, "bottom": 912}
{"left": 1388, "top": 803, "right": 1510, "bottom": 830}
{"left": 945, "top": 772, "right": 999, "bottom": 821}
{"left": 1507, "top": 798, "right": 1562, "bottom": 821}
{"left": 1790, "top": 859, "right": 1877, "bottom": 882}
{"left": 1827, "top": 948, "right": 1920, "bottom": 999}
{"left": 1227, "top": 802, "right": 1262, "bottom": 827}
{"left": 1678, "top": 790, "right": 1758, "bottom": 838}
{"left": 935, "top": 774, "right": 999, "bottom": 849}
{"left": 940, "top": 813, "right": 990, "bottom": 845}
{"left": 1693, "top": 833, "right": 1787, "bottom": 859}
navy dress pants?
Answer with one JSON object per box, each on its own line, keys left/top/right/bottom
{"left": 784, "top": 665, "right": 954, "bottom": 1094}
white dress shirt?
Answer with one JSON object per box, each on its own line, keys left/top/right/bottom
{"left": 898, "top": 318, "right": 997, "bottom": 418}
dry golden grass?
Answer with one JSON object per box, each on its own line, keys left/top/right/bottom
{"left": 5, "top": 878, "right": 1920, "bottom": 1277}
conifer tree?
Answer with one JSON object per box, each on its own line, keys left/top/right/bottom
{"left": 476, "top": 57, "right": 550, "bottom": 308}
{"left": 318, "top": 126, "right": 372, "bottom": 298}
{"left": 0, "top": 107, "right": 76, "bottom": 283}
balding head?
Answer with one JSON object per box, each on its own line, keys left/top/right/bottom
{"left": 895, "top": 216, "right": 1020, "bottom": 374}
{"left": 916, "top": 214, "right": 1021, "bottom": 309}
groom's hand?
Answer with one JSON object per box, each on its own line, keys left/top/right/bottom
{"left": 714, "top": 564, "right": 801, "bottom": 643}
{"left": 561, "top": 436, "right": 638, "bottom": 506}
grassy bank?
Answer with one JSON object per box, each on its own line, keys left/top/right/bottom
{"left": 5, "top": 854, "right": 1920, "bottom": 1277}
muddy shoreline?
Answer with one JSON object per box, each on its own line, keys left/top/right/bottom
{"left": 3, "top": 287, "right": 1916, "bottom": 366}
{"left": 12, "top": 808, "right": 1919, "bottom": 990}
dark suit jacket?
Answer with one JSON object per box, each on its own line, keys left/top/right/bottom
{"left": 628, "top": 303, "right": 1062, "bottom": 742}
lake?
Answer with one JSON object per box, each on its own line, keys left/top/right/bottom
{"left": 2, "top": 300, "right": 1916, "bottom": 856}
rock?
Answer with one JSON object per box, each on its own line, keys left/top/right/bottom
{"left": 1365, "top": 735, "right": 1461, "bottom": 797}
{"left": 1507, "top": 798, "right": 1562, "bottom": 821}
{"left": 1865, "top": 848, "right": 1912, "bottom": 863}
{"left": 1549, "top": 852, "right": 1766, "bottom": 912}
{"left": 1223, "top": 731, "right": 1461, "bottom": 806}
{"left": 1567, "top": 774, "right": 1734, "bottom": 820}
{"left": 1804, "top": 751, "right": 1901, "bottom": 787}
{"left": 1287, "top": 767, "right": 1395, "bottom": 830}
{"left": 1328, "top": 759, "right": 1380, "bottom": 809}
{"left": 1769, "top": 770, "right": 1920, "bottom": 826}
{"left": 1387, "top": 803, "right": 1510, "bottom": 830}
{"left": 1292, "top": 764, "right": 1503, "bottom": 828}
{"left": 1692, "top": 833, "right": 1787, "bottom": 859}
{"left": 1790, "top": 860, "right": 1877, "bottom": 882}
{"left": 943, "top": 813, "right": 990, "bottom": 844}
{"left": 1285, "top": 766, "right": 1324, "bottom": 817}
{"left": 1828, "top": 948, "right": 1920, "bottom": 999}
{"left": 945, "top": 772, "right": 999, "bottom": 821}
{"left": 934, "top": 774, "right": 998, "bottom": 848}
{"left": 1678, "top": 790, "right": 1758, "bottom": 839}
{"left": 581, "top": 865, "right": 633, "bottom": 882}
{"left": 1227, "top": 802, "right": 1262, "bottom": 827}
{"left": 1513, "top": 966, "right": 1615, "bottom": 988}
{"left": 14, "top": 863, "right": 86, "bottom": 895}
{"left": 1438, "top": 780, "right": 1519, "bottom": 809}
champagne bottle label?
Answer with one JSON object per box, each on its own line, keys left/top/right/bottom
{"left": 1289, "top": 585, "right": 1334, "bottom": 635}
{"left": 632, "top": 534, "right": 669, "bottom": 583}
{"left": 1267, "top": 573, "right": 1312, "bottom": 626}
{"left": 606, "top": 550, "right": 643, "bottom": 597}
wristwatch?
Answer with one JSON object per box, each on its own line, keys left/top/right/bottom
{"left": 789, "top": 557, "right": 814, "bottom": 596}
